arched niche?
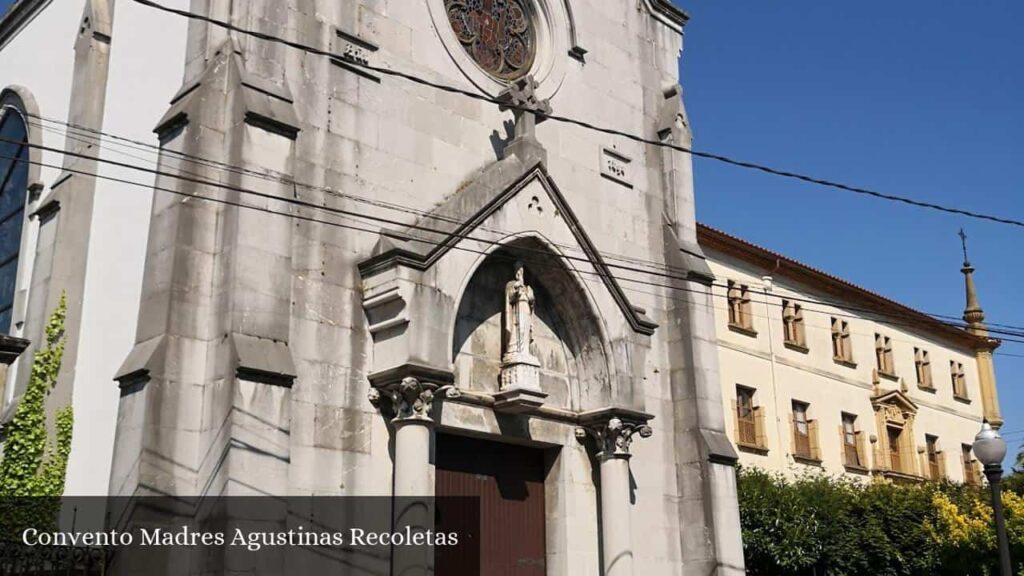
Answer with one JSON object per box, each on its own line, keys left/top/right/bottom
{"left": 451, "top": 236, "right": 612, "bottom": 411}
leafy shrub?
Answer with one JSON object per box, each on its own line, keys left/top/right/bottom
{"left": 738, "top": 466, "right": 1024, "bottom": 576}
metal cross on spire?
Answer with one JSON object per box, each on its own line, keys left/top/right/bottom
{"left": 958, "top": 228, "right": 970, "bottom": 265}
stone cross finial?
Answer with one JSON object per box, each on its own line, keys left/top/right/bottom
{"left": 958, "top": 228, "right": 970, "bottom": 265}
{"left": 496, "top": 75, "right": 552, "bottom": 142}
{"left": 958, "top": 227, "right": 986, "bottom": 331}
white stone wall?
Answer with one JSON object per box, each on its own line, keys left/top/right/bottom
{"left": 97, "top": 0, "right": 745, "bottom": 572}
{"left": 0, "top": 0, "right": 189, "bottom": 495}
{"left": 706, "top": 248, "right": 987, "bottom": 482}
{"left": 68, "top": 0, "right": 189, "bottom": 496}
{"left": 277, "top": 1, "right": 694, "bottom": 572}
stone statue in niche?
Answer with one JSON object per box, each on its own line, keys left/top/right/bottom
{"left": 503, "top": 262, "right": 536, "bottom": 363}
{"left": 498, "top": 263, "right": 544, "bottom": 404}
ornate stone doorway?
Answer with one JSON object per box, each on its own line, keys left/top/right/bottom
{"left": 435, "top": 433, "right": 548, "bottom": 575}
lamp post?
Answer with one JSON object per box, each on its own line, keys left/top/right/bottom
{"left": 974, "top": 422, "right": 1012, "bottom": 576}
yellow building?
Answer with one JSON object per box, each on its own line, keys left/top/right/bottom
{"left": 700, "top": 224, "right": 1002, "bottom": 484}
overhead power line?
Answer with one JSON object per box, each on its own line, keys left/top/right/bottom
{"left": 17, "top": 117, "right": 1024, "bottom": 341}
{"left": 6, "top": 129, "right": 1019, "bottom": 342}
{"left": 7, "top": 143, "right": 1024, "bottom": 352}
{"left": 130, "top": 0, "right": 1024, "bottom": 230}
{"left": 24, "top": 113, "right": 694, "bottom": 279}
{"left": 16, "top": 118, "right": 1024, "bottom": 338}
{"left": 37, "top": 114, "right": 1024, "bottom": 339}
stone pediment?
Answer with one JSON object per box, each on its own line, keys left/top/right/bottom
{"left": 359, "top": 160, "right": 657, "bottom": 336}
{"left": 871, "top": 389, "right": 918, "bottom": 421}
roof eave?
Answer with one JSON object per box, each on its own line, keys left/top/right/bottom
{"left": 696, "top": 223, "right": 990, "bottom": 352}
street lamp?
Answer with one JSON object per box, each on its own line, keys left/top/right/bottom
{"left": 974, "top": 421, "right": 1012, "bottom": 576}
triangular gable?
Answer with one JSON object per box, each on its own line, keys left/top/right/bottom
{"left": 358, "top": 161, "right": 657, "bottom": 336}
{"left": 872, "top": 389, "right": 918, "bottom": 414}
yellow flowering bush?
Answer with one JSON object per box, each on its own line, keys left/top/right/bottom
{"left": 739, "top": 467, "right": 1024, "bottom": 576}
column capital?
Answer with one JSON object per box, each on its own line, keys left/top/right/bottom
{"left": 576, "top": 411, "right": 653, "bottom": 460}
{"left": 368, "top": 377, "right": 459, "bottom": 425}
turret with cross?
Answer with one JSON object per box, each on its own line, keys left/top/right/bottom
{"left": 958, "top": 228, "right": 987, "bottom": 333}
{"left": 956, "top": 229, "right": 1004, "bottom": 428}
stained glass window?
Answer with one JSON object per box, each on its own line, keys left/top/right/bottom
{"left": 445, "top": 0, "right": 536, "bottom": 80}
{"left": 0, "top": 110, "right": 29, "bottom": 334}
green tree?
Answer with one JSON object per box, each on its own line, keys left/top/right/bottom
{"left": 0, "top": 296, "right": 73, "bottom": 535}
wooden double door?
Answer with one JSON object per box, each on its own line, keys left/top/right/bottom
{"left": 435, "top": 434, "right": 547, "bottom": 575}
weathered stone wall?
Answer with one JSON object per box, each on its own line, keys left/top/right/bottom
{"left": 110, "top": 0, "right": 745, "bottom": 574}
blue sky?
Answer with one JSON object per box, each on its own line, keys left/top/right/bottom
{"left": 678, "top": 1, "right": 1023, "bottom": 467}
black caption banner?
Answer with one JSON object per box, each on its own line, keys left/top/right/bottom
{"left": 0, "top": 496, "right": 481, "bottom": 575}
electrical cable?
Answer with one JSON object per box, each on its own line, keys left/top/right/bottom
{"left": 7, "top": 146, "right": 1024, "bottom": 352}
{"left": 130, "top": 0, "right": 1024, "bottom": 230}
{"left": 15, "top": 121, "right": 1024, "bottom": 341}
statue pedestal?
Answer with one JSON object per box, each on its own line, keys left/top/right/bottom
{"left": 495, "top": 354, "right": 547, "bottom": 413}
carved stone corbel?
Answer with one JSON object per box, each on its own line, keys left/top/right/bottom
{"left": 577, "top": 415, "right": 653, "bottom": 460}
{"left": 368, "top": 377, "right": 460, "bottom": 424}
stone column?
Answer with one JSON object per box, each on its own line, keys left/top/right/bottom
{"left": 384, "top": 377, "right": 438, "bottom": 498}
{"left": 578, "top": 416, "right": 652, "bottom": 576}
{"left": 371, "top": 377, "right": 455, "bottom": 576}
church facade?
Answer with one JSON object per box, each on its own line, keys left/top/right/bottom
{"left": 1, "top": 0, "right": 748, "bottom": 574}
{"left": 0, "top": 1, "right": 1006, "bottom": 575}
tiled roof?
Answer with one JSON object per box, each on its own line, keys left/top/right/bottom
{"left": 696, "top": 222, "right": 996, "bottom": 351}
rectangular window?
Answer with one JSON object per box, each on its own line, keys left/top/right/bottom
{"left": 736, "top": 386, "right": 757, "bottom": 446}
{"left": 831, "top": 318, "right": 853, "bottom": 363}
{"left": 782, "top": 300, "right": 806, "bottom": 347}
{"left": 875, "top": 333, "right": 894, "bottom": 375}
{"left": 914, "top": 348, "right": 933, "bottom": 389}
{"left": 842, "top": 413, "right": 861, "bottom": 468}
{"left": 926, "top": 435, "right": 941, "bottom": 480}
{"left": 950, "top": 361, "right": 968, "bottom": 399}
{"left": 792, "top": 401, "right": 811, "bottom": 459}
{"left": 727, "top": 280, "right": 754, "bottom": 331}
{"left": 888, "top": 426, "right": 902, "bottom": 472}
{"left": 962, "top": 444, "right": 978, "bottom": 486}
{"left": 734, "top": 385, "right": 767, "bottom": 452}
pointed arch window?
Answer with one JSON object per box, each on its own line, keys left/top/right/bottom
{"left": 0, "top": 109, "right": 29, "bottom": 334}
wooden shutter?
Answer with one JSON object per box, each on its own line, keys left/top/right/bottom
{"left": 919, "top": 450, "right": 930, "bottom": 479}
{"left": 732, "top": 399, "right": 739, "bottom": 440}
{"left": 809, "top": 420, "right": 821, "bottom": 460}
{"left": 754, "top": 406, "right": 768, "bottom": 449}
{"left": 856, "top": 431, "right": 868, "bottom": 469}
